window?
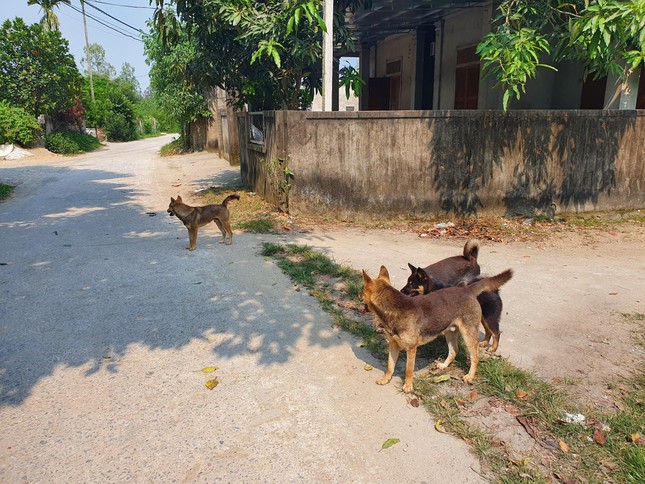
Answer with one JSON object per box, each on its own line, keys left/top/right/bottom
{"left": 386, "top": 59, "right": 401, "bottom": 110}
{"left": 454, "top": 46, "right": 480, "bottom": 109}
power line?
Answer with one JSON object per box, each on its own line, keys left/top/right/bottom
{"left": 66, "top": 3, "right": 144, "bottom": 42}
{"left": 84, "top": 0, "right": 146, "bottom": 35}
{"left": 89, "top": 0, "right": 155, "bottom": 9}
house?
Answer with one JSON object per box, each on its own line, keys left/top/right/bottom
{"left": 332, "top": 0, "right": 644, "bottom": 112}
{"left": 233, "top": 1, "right": 644, "bottom": 219}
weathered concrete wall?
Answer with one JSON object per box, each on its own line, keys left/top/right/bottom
{"left": 240, "top": 110, "right": 645, "bottom": 218}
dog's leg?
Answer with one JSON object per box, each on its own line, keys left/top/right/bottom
{"left": 187, "top": 227, "right": 198, "bottom": 251}
{"left": 376, "top": 340, "right": 400, "bottom": 386}
{"left": 437, "top": 327, "right": 459, "bottom": 370}
{"left": 402, "top": 346, "right": 417, "bottom": 393}
{"left": 479, "top": 321, "right": 492, "bottom": 348}
{"left": 459, "top": 320, "right": 481, "bottom": 384}
{"left": 223, "top": 221, "right": 233, "bottom": 245}
{"left": 214, "top": 220, "right": 227, "bottom": 244}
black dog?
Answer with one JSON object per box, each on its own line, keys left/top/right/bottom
{"left": 400, "top": 240, "right": 503, "bottom": 352}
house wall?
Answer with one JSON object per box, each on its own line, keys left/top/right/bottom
{"left": 375, "top": 33, "right": 418, "bottom": 109}
{"left": 239, "top": 110, "right": 645, "bottom": 218}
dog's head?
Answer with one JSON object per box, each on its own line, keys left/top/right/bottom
{"left": 400, "top": 263, "right": 452, "bottom": 296}
{"left": 167, "top": 195, "right": 182, "bottom": 216}
{"left": 400, "top": 263, "right": 431, "bottom": 296}
{"left": 360, "top": 265, "right": 391, "bottom": 311}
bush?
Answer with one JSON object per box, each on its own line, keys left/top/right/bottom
{"left": 0, "top": 101, "right": 42, "bottom": 146}
{"left": 104, "top": 111, "right": 137, "bottom": 142}
{"left": 45, "top": 131, "right": 101, "bottom": 155}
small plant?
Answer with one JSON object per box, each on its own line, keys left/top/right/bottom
{"left": 0, "top": 101, "right": 42, "bottom": 146}
{"left": 159, "top": 136, "right": 189, "bottom": 156}
{"left": 237, "top": 218, "right": 275, "bottom": 233}
{"left": 0, "top": 183, "right": 15, "bottom": 201}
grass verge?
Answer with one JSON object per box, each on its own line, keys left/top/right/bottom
{"left": 0, "top": 183, "right": 15, "bottom": 200}
{"left": 263, "top": 243, "right": 645, "bottom": 483}
{"left": 200, "top": 186, "right": 280, "bottom": 233}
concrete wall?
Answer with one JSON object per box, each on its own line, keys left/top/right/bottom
{"left": 240, "top": 110, "right": 645, "bottom": 218}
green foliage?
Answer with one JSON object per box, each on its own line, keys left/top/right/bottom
{"left": 150, "top": 0, "right": 369, "bottom": 110}
{"left": 0, "top": 18, "right": 83, "bottom": 117}
{"left": 478, "top": 0, "right": 645, "bottom": 110}
{"left": 159, "top": 136, "right": 189, "bottom": 156}
{"left": 45, "top": 131, "right": 101, "bottom": 155}
{"left": 27, "top": 0, "right": 71, "bottom": 32}
{"left": 0, "top": 183, "right": 15, "bottom": 201}
{"left": 144, "top": 18, "right": 210, "bottom": 138}
{"left": 82, "top": 74, "right": 139, "bottom": 141}
{"left": 339, "top": 63, "right": 365, "bottom": 99}
{"left": 0, "top": 101, "right": 42, "bottom": 146}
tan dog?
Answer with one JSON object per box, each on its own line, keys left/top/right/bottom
{"left": 167, "top": 194, "right": 239, "bottom": 250}
{"left": 361, "top": 265, "right": 513, "bottom": 392}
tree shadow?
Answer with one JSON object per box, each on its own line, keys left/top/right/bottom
{"left": 428, "top": 111, "right": 635, "bottom": 217}
{"left": 0, "top": 163, "right": 344, "bottom": 407}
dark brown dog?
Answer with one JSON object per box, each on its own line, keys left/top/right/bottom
{"left": 401, "top": 268, "right": 503, "bottom": 353}
{"left": 400, "top": 239, "right": 480, "bottom": 296}
{"left": 167, "top": 194, "right": 239, "bottom": 250}
{"left": 361, "top": 265, "right": 513, "bottom": 392}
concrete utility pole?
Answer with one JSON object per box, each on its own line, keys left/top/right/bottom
{"left": 81, "top": 0, "right": 96, "bottom": 105}
{"left": 322, "top": 0, "right": 334, "bottom": 111}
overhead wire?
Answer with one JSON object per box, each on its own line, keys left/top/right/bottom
{"left": 88, "top": 0, "right": 156, "bottom": 9}
{"left": 66, "top": 2, "right": 144, "bottom": 42}
{"left": 83, "top": 0, "right": 147, "bottom": 35}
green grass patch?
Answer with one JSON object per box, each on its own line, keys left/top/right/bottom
{"left": 159, "top": 136, "right": 189, "bottom": 156}
{"left": 237, "top": 218, "right": 276, "bottom": 233}
{"left": 0, "top": 183, "right": 15, "bottom": 200}
{"left": 263, "top": 242, "right": 645, "bottom": 483}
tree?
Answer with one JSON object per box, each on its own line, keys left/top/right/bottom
{"left": 116, "top": 62, "right": 141, "bottom": 99}
{"left": 0, "top": 18, "right": 83, "bottom": 117}
{"left": 143, "top": 16, "right": 210, "bottom": 140}
{"left": 80, "top": 43, "right": 116, "bottom": 79}
{"left": 151, "top": 0, "right": 370, "bottom": 110}
{"left": 477, "top": 0, "right": 645, "bottom": 110}
{"left": 27, "top": 0, "right": 71, "bottom": 32}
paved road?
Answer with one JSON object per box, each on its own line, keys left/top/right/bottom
{"left": 1, "top": 136, "right": 483, "bottom": 482}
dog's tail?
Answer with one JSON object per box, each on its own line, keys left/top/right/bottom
{"left": 469, "top": 269, "right": 513, "bottom": 296}
{"left": 221, "top": 194, "right": 240, "bottom": 207}
{"left": 463, "top": 239, "right": 480, "bottom": 261}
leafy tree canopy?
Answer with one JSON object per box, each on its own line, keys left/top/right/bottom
{"left": 151, "top": 0, "right": 370, "bottom": 110}
{"left": 81, "top": 43, "right": 117, "bottom": 79}
{"left": 27, "top": 0, "right": 71, "bottom": 32}
{"left": 477, "top": 0, "right": 645, "bottom": 110}
{"left": 0, "top": 17, "right": 83, "bottom": 117}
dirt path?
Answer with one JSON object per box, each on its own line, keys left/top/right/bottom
{"left": 2, "top": 142, "right": 643, "bottom": 482}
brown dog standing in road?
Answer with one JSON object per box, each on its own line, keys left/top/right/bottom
{"left": 361, "top": 265, "right": 513, "bottom": 392}
{"left": 167, "top": 194, "right": 239, "bottom": 250}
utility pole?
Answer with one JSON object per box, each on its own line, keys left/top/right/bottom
{"left": 81, "top": 0, "right": 95, "bottom": 105}
{"left": 322, "top": 0, "right": 333, "bottom": 111}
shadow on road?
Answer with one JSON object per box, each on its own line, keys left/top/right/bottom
{"left": 0, "top": 163, "right": 344, "bottom": 406}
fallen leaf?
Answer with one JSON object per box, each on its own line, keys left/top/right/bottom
{"left": 409, "top": 397, "right": 420, "bottom": 408}
{"left": 435, "top": 420, "right": 445, "bottom": 433}
{"left": 381, "top": 438, "right": 400, "bottom": 450}
{"left": 509, "top": 456, "right": 530, "bottom": 467}
{"left": 201, "top": 366, "right": 219, "bottom": 373}
{"left": 204, "top": 378, "right": 219, "bottom": 390}
{"left": 364, "top": 364, "right": 373, "bottom": 371}
{"left": 515, "top": 390, "right": 529, "bottom": 399}
{"left": 601, "top": 460, "right": 618, "bottom": 470}
{"left": 467, "top": 389, "right": 478, "bottom": 402}
{"left": 629, "top": 433, "right": 642, "bottom": 444}
{"left": 559, "top": 440, "right": 569, "bottom": 453}
{"left": 593, "top": 429, "right": 607, "bottom": 446}
{"left": 433, "top": 374, "right": 451, "bottom": 383}
{"left": 609, "top": 292, "right": 618, "bottom": 295}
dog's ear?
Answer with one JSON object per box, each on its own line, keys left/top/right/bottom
{"left": 418, "top": 269, "right": 429, "bottom": 282}
{"left": 407, "top": 262, "right": 416, "bottom": 273}
{"left": 378, "top": 265, "right": 390, "bottom": 282}
{"left": 176, "top": 195, "right": 182, "bottom": 202}
{"left": 170, "top": 197, "right": 175, "bottom": 203}
{"left": 361, "top": 270, "right": 372, "bottom": 284}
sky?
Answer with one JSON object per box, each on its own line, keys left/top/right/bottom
{"left": 2, "top": 0, "right": 156, "bottom": 93}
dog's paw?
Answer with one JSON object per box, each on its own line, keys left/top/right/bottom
{"left": 402, "top": 381, "right": 414, "bottom": 393}
{"left": 435, "top": 360, "right": 449, "bottom": 370}
{"left": 478, "top": 341, "right": 489, "bottom": 348}
{"left": 187, "top": 247, "right": 196, "bottom": 251}
{"left": 376, "top": 376, "right": 391, "bottom": 386}
{"left": 462, "top": 374, "right": 475, "bottom": 384}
